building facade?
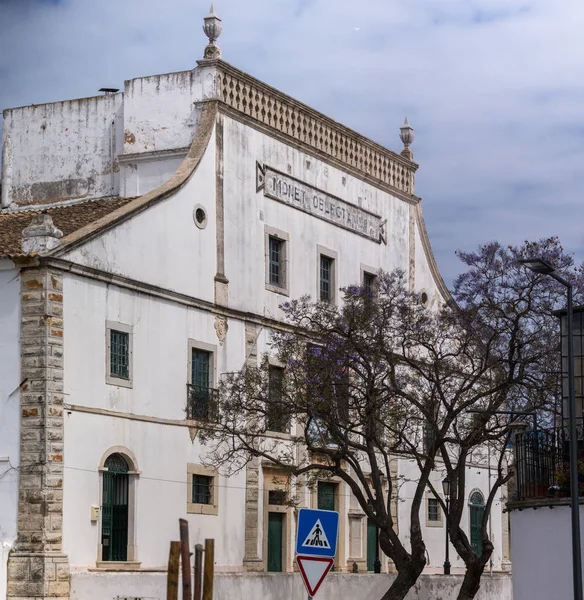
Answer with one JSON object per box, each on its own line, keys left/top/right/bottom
{"left": 0, "top": 8, "right": 509, "bottom": 600}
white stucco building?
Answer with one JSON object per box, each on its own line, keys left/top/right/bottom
{"left": 0, "top": 8, "right": 511, "bottom": 600}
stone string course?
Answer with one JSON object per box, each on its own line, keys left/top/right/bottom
{"left": 7, "top": 267, "right": 70, "bottom": 600}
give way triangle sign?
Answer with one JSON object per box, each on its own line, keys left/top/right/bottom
{"left": 296, "top": 555, "right": 334, "bottom": 597}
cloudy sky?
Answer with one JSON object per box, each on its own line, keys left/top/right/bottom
{"left": 1, "top": 0, "right": 584, "bottom": 284}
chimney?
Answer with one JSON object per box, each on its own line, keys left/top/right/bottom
{"left": 21, "top": 212, "right": 63, "bottom": 254}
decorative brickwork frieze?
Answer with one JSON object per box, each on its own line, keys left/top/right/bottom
{"left": 210, "top": 61, "right": 417, "bottom": 196}
{"left": 7, "top": 267, "right": 69, "bottom": 600}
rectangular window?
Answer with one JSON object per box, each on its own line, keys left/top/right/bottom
{"left": 428, "top": 498, "right": 440, "bottom": 522}
{"left": 187, "top": 464, "right": 218, "bottom": 515}
{"left": 269, "top": 237, "right": 283, "bottom": 287}
{"left": 267, "top": 366, "right": 287, "bottom": 433}
{"left": 363, "top": 272, "right": 376, "bottom": 296}
{"left": 189, "top": 348, "right": 214, "bottom": 420}
{"left": 265, "top": 227, "right": 290, "bottom": 295}
{"left": 192, "top": 474, "right": 213, "bottom": 505}
{"left": 268, "top": 490, "right": 287, "bottom": 506}
{"left": 320, "top": 255, "right": 333, "bottom": 302}
{"left": 106, "top": 321, "right": 133, "bottom": 388}
{"left": 110, "top": 330, "right": 130, "bottom": 379}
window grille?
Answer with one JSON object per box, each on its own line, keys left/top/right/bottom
{"left": 428, "top": 498, "right": 440, "bottom": 522}
{"left": 192, "top": 474, "right": 213, "bottom": 505}
{"left": 110, "top": 330, "right": 130, "bottom": 379}
{"left": 320, "top": 255, "right": 333, "bottom": 302}
{"left": 269, "top": 237, "right": 283, "bottom": 287}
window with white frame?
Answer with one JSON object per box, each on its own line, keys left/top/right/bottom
{"left": 317, "top": 245, "right": 338, "bottom": 304}
{"left": 106, "top": 321, "right": 133, "bottom": 388}
{"left": 426, "top": 496, "right": 443, "bottom": 527}
{"left": 265, "top": 226, "right": 290, "bottom": 295}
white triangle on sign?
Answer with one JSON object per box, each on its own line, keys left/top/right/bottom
{"left": 296, "top": 555, "right": 334, "bottom": 597}
{"left": 301, "top": 519, "right": 331, "bottom": 550}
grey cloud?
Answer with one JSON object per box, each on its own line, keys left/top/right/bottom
{"left": 1, "top": 0, "right": 584, "bottom": 285}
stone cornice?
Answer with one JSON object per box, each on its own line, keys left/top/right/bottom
{"left": 199, "top": 59, "right": 417, "bottom": 198}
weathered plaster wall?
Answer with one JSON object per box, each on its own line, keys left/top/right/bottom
{"left": 2, "top": 95, "right": 124, "bottom": 206}
{"left": 510, "top": 503, "right": 584, "bottom": 600}
{"left": 62, "top": 272, "right": 247, "bottom": 568}
{"left": 0, "top": 263, "right": 21, "bottom": 600}
{"left": 69, "top": 571, "right": 513, "bottom": 600}
{"left": 63, "top": 125, "right": 217, "bottom": 302}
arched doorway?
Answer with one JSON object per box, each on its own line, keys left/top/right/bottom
{"left": 469, "top": 490, "right": 485, "bottom": 556}
{"left": 101, "top": 453, "right": 129, "bottom": 561}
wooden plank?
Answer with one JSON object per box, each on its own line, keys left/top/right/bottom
{"left": 194, "top": 544, "right": 203, "bottom": 600}
{"left": 180, "top": 518, "right": 192, "bottom": 600}
{"left": 167, "top": 541, "right": 181, "bottom": 600}
{"left": 202, "top": 539, "right": 214, "bottom": 600}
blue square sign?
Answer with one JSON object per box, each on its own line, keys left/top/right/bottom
{"left": 296, "top": 508, "right": 339, "bottom": 558}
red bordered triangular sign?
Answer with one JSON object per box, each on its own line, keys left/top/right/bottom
{"left": 296, "top": 555, "right": 334, "bottom": 597}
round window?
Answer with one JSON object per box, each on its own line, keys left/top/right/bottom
{"left": 421, "top": 291, "right": 429, "bottom": 306}
{"left": 193, "top": 205, "right": 207, "bottom": 229}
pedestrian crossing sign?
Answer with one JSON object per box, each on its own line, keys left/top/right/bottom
{"left": 296, "top": 508, "right": 339, "bottom": 558}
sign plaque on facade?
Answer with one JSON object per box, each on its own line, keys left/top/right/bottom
{"left": 257, "top": 163, "right": 383, "bottom": 243}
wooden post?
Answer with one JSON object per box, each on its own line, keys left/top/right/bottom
{"left": 167, "top": 541, "right": 181, "bottom": 600}
{"left": 202, "top": 539, "right": 215, "bottom": 600}
{"left": 179, "top": 518, "right": 192, "bottom": 600}
{"left": 194, "top": 544, "right": 203, "bottom": 600}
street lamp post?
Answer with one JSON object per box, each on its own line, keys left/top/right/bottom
{"left": 519, "top": 257, "right": 583, "bottom": 600}
{"left": 442, "top": 477, "right": 451, "bottom": 575}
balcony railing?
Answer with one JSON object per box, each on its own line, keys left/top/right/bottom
{"left": 186, "top": 385, "right": 218, "bottom": 422}
{"left": 514, "top": 424, "right": 584, "bottom": 501}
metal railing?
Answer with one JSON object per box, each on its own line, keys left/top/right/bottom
{"left": 514, "top": 424, "right": 584, "bottom": 500}
{"left": 186, "top": 385, "right": 218, "bottom": 422}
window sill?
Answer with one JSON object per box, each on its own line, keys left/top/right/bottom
{"left": 106, "top": 376, "right": 133, "bottom": 389}
{"left": 426, "top": 520, "right": 443, "bottom": 528}
{"left": 187, "top": 503, "right": 218, "bottom": 516}
{"left": 93, "top": 561, "right": 142, "bottom": 571}
{"left": 265, "top": 283, "right": 290, "bottom": 297}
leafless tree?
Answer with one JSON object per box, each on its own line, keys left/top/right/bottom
{"left": 201, "top": 237, "right": 582, "bottom": 600}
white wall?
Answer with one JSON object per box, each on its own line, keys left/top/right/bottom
{"left": 0, "top": 263, "right": 20, "bottom": 600}
{"left": 2, "top": 94, "right": 123, "bottom": 207}
{"left": 62, "top": 272, "right": 247, "bottom": 568}
{"left": 69, "top": 571, "right": 513, "bottom": 600}
{"left": 63, "top": 126, "right": 217, "bottom": 303}
{"left": 510, "top": 502, "right": 584, "bottom": 600}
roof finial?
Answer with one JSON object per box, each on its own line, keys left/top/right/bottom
{"left": 399, "top": 117, "right": 415, "bottom": 161}
{"left": 203, "top": 4, "right": 223, "bottom": 60}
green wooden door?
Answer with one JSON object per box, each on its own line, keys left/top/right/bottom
{"left": 367, "top": 519, "right": 378, "bottom": 571}
{"left": 267, "top": 513, "right": 284, "bottom": 572}
{"left": 470, "top": 492, "right": 485, "bottom": 556}
{"left": 101, "top": 454, "right": 129, "bottom": 562}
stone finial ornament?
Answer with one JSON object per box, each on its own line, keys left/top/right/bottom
{"left": 399, "top": 117, "right": 415, "bottom": 161}
{"left": 203, "top": 4, "right": 223, "bottom": 59}
{"left": 21, "top": 211, "right": 63, "bottom": 254}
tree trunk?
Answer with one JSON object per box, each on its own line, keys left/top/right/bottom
{"left": 456, "top": 561, "right": 487, "bottom": 600}
{"left": 378, "top": 560, "right": 425, "bottom": 600}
